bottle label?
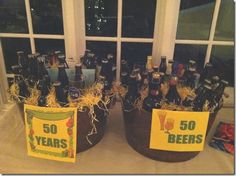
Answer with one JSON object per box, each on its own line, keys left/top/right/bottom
{"left": 149, "top": 109, "right": 210, "bottom": 151}
{"left": 24, "top": 104, "right": 78, "bottom": 162}
{"left": 151, "top": 90, "right": 159, "bottom": 96}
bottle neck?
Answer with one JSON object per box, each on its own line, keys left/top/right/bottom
{"left": 166, "top": 63, "right": 172, "bottom": 75}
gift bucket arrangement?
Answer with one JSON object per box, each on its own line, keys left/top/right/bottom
{"left": 119, "top": 57, "right": 228, "bottom": 162}
{"left": 8, "top": 50, "right": 116, "bottom": 153}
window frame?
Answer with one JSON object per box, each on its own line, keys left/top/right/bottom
{"left": 0, "top": 0, "right": 234, "bottom": 105}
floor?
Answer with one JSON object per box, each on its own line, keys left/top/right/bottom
{"left": 0, "top": 102, "right": 234, "bottom": 174}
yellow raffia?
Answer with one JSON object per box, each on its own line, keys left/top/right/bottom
{"left": 117, "top": 81, "right": 201, "bottom": 112}
{"left": 46, "top": 87, "right": 61, "bottom": 108}
{"left": 9, "top": 82, "right": 21, "bottom": 102}
{"left": 24, "top": 86, "right": 40, "bottom": 105}
{"left": 67, "top": 82, "right": 110, "bottom": 145}
{"left": 177, "top": 85, "right": 196, "bottom": 101}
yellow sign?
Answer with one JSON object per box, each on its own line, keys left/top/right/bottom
{"left": 150, "top": 109, "right": 209, "bottom": 151}
{"left": 24, "top": 104, "right": 77, "bottom": 162}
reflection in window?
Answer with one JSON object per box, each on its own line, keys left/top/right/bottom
{"left": 85, "top": 0, "right": 117, "bottom": 36}
{"left": 173, "top": 44, "right": 207, "bottom": 71}
{"left": 122, "top": 0, "right": 156, "bottom": 38}
{"left": 35, "top": 39, "right": 65, "bottom": 54}
{"left": 0, "top": 0, "right": 28, "bottom": 33}
{"left": 121, "top": 42, "right": 152, "bottom": 70}
{"left": 176, "top": 0, "right": 215, "bottom": 40}
{"left": 86, "top": 41, "right": 117, "bottom": 65}
{"left": 30, "top": 0, "right": 64, "bottom": 34}
{"left": 214, "top": 0, "right": 234, "bottom": 41}
{"left": 1, "top": 38, "right": 31, "bottom": 73}
{"left": 210, "top": 46, "right": 234, "bottom": 86}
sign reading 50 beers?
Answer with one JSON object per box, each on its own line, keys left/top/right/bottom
{"left": 150, "top": 109, "right": 210, "bottom": 151}
{"left": 24, "top": 105, "right": 77, "bottom": 162}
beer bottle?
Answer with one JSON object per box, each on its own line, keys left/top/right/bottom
{"left": 141, "top": 70, "right": 149, "bottom": 88}
{"left": 132, "top": 67, "right": 142, "bottom": 89}
{"left": 182, "top": 95, "right": 194, "bottom": 107}
{"left": 177, "top": 63, "right": 185, "bottom": 79}
{"left": 18, "top": 79, "right": 30, "bottom": 102}
{"left": 100, "top": 58, "right": 112, "bottom": 90}
{"left": 57, "top": 64, "right": 69, "bottom": 89}
{"left": 37, "top": 56, "right": 48, "bottom": 79}
{"left": 11, "top": 65, "right": 30, "bottom": 101}
{"left": 43, "top": 74, "right": 51, "bottom": 91}
{"left": 146, "top": 56, "right": 153, "bottom": 70}
{"left": 11, "top": 65, "right": 22, "bottom": 81}
{"left": 120, "top": 60, "right": 130, "bottom": 86}
{"left": 159, "top": 56, "right": 167, "bottom": 73}
{"left": 74, "top": 63, "right": 85, "bottom": 89}
{"left": 53, "top": 81, "right": 68, "bottom": 107}
{"left": 84, "top": 52, "right": 97, "bottom": 69}
{"left": 162, "top": 60, "right": 173, "bottom": 83}
{"left": 216, "top": 80, "right": 228, "bottom": 102}
{"left": 200, "top": 63, "right": 213, "bottom": 83}
{"left": 143, "top": 72, "right": 162, "bottom": 112}
{"left": 183, "top": 59, "right": 196, "bottom": 88}
{"left": 107, "top": 54, "right": 114, "bottom": 83}
{"left": 193, "top": 83, "right": 212, "bottom": 111}
{"left": 153, "top": 65, "right": 159, "bottom": 73}
{"left": 37, "top": 79, "right": 49, "bottom": 107}
{"left": 17, "top": 51, "right": 28, "bottom": 77}
{"left": 166, "top": 74, "right": 181, "bottom": 105}
{"left": 123, "top": 73, "right": 141, "bottom": 111}
{"left": 27, "top": 54, "right": 38, "bottom": 87}
{"left": 81, "top": 49, "right": 91, "bottom": 67}
{"left": 146, "top": 56, "right": 153, "bottom": 81}
{"left": 58, "top": 53, "right": 69, "bottom": 68}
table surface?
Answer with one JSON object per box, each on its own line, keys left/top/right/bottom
{"left": 0, "top": 102, "right": 234, "bottom": 174}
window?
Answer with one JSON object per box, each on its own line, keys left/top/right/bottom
{"left": 174, "top": 0, "right": 234, "bottom": 86}
{"left": 0, "top": 0, "right": 65, "bottom": 75}
{"left": 84, "top": 0, "right": 157, "bottom": 80}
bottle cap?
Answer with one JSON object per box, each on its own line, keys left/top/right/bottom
{"left": 221, "top": 80, "right": 229, "bottom": 86}
{"left": 17, "top": 51, "right": 24, "bottom": 55}
{"left": 101, "top": 58, "right": 109, "bottom": 64}
{"left": 99, "top": 75, "right": 105, "bottom": 81}
{"left": 58, "top": 54, "right": 65, "bottom": 59}
{"left": 133, "top": 67, "right": 140, "bottom": 73}
{"left": 204, "top": 84, "right": 212, "bottom": 90}
{"left": 121, "top": 60, "right": 127, "bottom": 65}
{"left": 147, "top": 56, "right": 152, "bottom": 60}
{"left": 189, "top": 60, "right": 196, "bottom": 64}
{"left": 28, "top": 54, "right": 34, "bottom": 58}
{"left": 168, "top": 60, "right": 174, "bottom": 64}
{"left": 205, "top": 63, "right": 213, "bottom": 67}
{"left": 35, "top": 53, "right": 40, "bottom": 57}
{"left": 121, "top": 72, "right": 128, "bottom": 76}
{"left": 161, "top": 56, "right": 166, "bottom": 60}
{"left": 153, "top": 65, "right": 159, "bottom": 71}
{"left": 212, "top": 76, "right": 220, "bottom": 81}
{"left": 53, "top": 81, "right": 61, "bottom": 86}
{"left": 55, "top": 51, "right": 61, "bottom": 54}
{"left": 204, "top": 79, "right": 212, "bottom": 85}
{"left": 58, "top": 64, "right": 65, "bottom": 68}
{"left": 75, "top": 63, "right": 82, "bottom": 67}
{"left": 130, "top": 72, "right": 136, "bottom": 78}
{"left": 107, "top": 54, "right": 114, "bottom": 60}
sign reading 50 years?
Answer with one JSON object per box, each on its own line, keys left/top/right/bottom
{"left": 150, "top": 109, "right": 210, "bottom": 151}
{"left": 24, "top": 105, "right": 77, "bottom": 162}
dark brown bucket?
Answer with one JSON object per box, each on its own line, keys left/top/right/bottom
{"left": 122, "top": 102, "right": 219, "bottom": 162}
{"left": 17, "top": 103, "right": 107, "bottom": 153}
